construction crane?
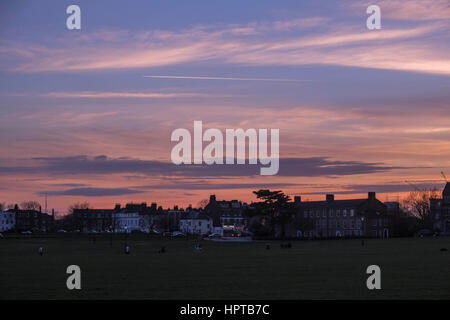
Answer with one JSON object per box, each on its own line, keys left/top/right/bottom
{"left": 441, "top": 171, "right": 448, "bottom": 183}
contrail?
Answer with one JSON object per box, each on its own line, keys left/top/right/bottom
{"left": 143, "top": 75, "right": 309, "bottom": 82}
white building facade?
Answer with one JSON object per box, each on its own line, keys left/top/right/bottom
{"left": 113, "top": 212, "right": 140, "bottom": 233}
{"left": 179, "top": 215, "right": 213, "bottom": 235}
{"left": 0, "top": 211, "right": 16, "bottom": 232}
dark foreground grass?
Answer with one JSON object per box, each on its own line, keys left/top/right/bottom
{"left": 1, "top": 235, "right": 449, "bottom": 299}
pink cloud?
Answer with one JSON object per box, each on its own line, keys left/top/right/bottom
{"left": 2, "top": 19, "right": 448, "bottom": 75}
{"left": 43, "top": 91, "right": 213, "bottom": 99}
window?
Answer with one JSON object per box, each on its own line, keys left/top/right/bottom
{"left": 350, "top": 209, "right": 355, "bottom": 217}
{"left": 343, "top": 209, "right": 347, "bottom": 217}
{"left": 336, "top": 210, "right": 340, "bottom": 218}
{"left": 322, "top": 210, "right": 326, "bottom": 218}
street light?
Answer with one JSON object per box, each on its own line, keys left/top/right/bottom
{"left": 124, "top": 225, "right": 128, "bottom": 247}
{"left": 109, "top": 225, "right": 113, "bottom": 247}
{"left": 361, "top": 217, "right": 365, "bottom": 237}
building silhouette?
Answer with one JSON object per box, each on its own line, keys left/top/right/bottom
{"left": 293, "top": 192, "right": 392, "bottom": 238}
{"left": 431, "top": 182, "right": 450, "bottom": 233}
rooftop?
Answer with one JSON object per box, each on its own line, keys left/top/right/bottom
{"left": 443, "top": 182, "right": 450, "bottom": 196}
{"left": 298, "top": 199, "right": 367, "bottom": 209}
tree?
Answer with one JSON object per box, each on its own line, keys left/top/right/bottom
{"left": 401, "top": 189, "right": 439, "bottom": 229}
{"left": 68, "top": 202, "right": 90, "bottom": 215}
{"left": 252, "top": 189, "right": 292, "bottom": 239}
{"left": 63, "top": 202, "right": 90, "bottom": 231}
{"left": 197, "top": 199, "right": 209, "bottom": 209}
{"left": 20, "top": 201, "right": 41, "bottom": 211}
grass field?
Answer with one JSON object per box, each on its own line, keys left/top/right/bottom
{"left": 1, "top": 234, "right": 449, "bottom": 300}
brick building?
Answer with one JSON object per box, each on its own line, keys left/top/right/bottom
{"left": 204, "top": 195, "right": 247, "bottom": 230}
{"left": 293, "top": 192, "right": 392, "bottom": 238}
{"left": 11, "top": 205, "right": 54, "bottom": 232}
{"left": 73, "top": 208, "right": 115, "bottom": 232}
{"left": 73, "top": 202, "right": 167, "bottom": 233}
{"left": 431, "top": 182, "right": 450, "bottom": 234}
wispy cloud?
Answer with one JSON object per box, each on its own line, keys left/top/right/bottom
{"left": 38, "top": 187, "right": 144, "bottom": 197}
{"left": 43, "top": 91, "right": 212, "bottom": 99}
{"left": 3, "top": 17, "right": 449, "bottom": 75}
{"left": 300, "top": 181, "right": 446, "bottom": 195}
{"left": 143, "top": 75, "right": 307, "bottom": 82}
{"left": 348, "top": 0, "right": 450, "bottom": 21}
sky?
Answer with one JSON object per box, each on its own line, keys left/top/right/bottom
{"left": 0, "top": 0, "right": 449, "bottom": 215}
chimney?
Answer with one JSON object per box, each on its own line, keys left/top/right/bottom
{"left": 210, "top": 195, "right": 216, "bottom": 203}
{"left": 114, "top": 204, "right": 121, "bottom": 211}
{"left": 368, "top": 192, "right": 376, "bottom": 200}
{"left": 294, "top": 196, "right": 301, "bottom": 203}
{"left": 174, "top": 205, "right": 179, "bottom": 211}
{"left": 151, "top": 203, "right": 157, "bottom": 210}
{"left": 326, "top": 194, "right": 334, "bottom": 202}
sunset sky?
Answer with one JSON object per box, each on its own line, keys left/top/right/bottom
{"left": 0, "top": 0, "right": 449, "bottom": 215}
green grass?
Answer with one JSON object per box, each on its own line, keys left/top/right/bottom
{"left": 1, "top": 235, "right": 449, "bottom": 299}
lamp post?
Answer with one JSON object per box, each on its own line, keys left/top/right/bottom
{"left": 109, "top": 225, "right": 113, "bottom": 247}
{"left": 124, "top": 225, "right": 128, "bottom": 247}
{"left": 361, "top": 217, "right": 365, "bottom": 237}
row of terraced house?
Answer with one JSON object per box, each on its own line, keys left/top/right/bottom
{"left": 2, "top": 183, "right": 450, "bottom": 237}
{"left": 64, "top": 191, "right": 401, "bottom": 238}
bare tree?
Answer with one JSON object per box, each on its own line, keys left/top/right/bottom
{"left": 20, "top": 201, "right": 41, "bottom": 211}
{"left": 197, "top": 199, "right": 209, "bottom": 209}
{"left": 68, "top": 202, "right": 90, "bottom": 215}
{"left": 401, "top": 189, "right": 440, "bottom": 228}
{"left": 61, "top": 202, "right": 90, "bottom": 231}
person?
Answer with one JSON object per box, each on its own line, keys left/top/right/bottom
{"left": 38, "top": 247, "right": 43, "bottom": 256}
{"left": 124, "top": 245, "right": 130, "bottom": 254}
